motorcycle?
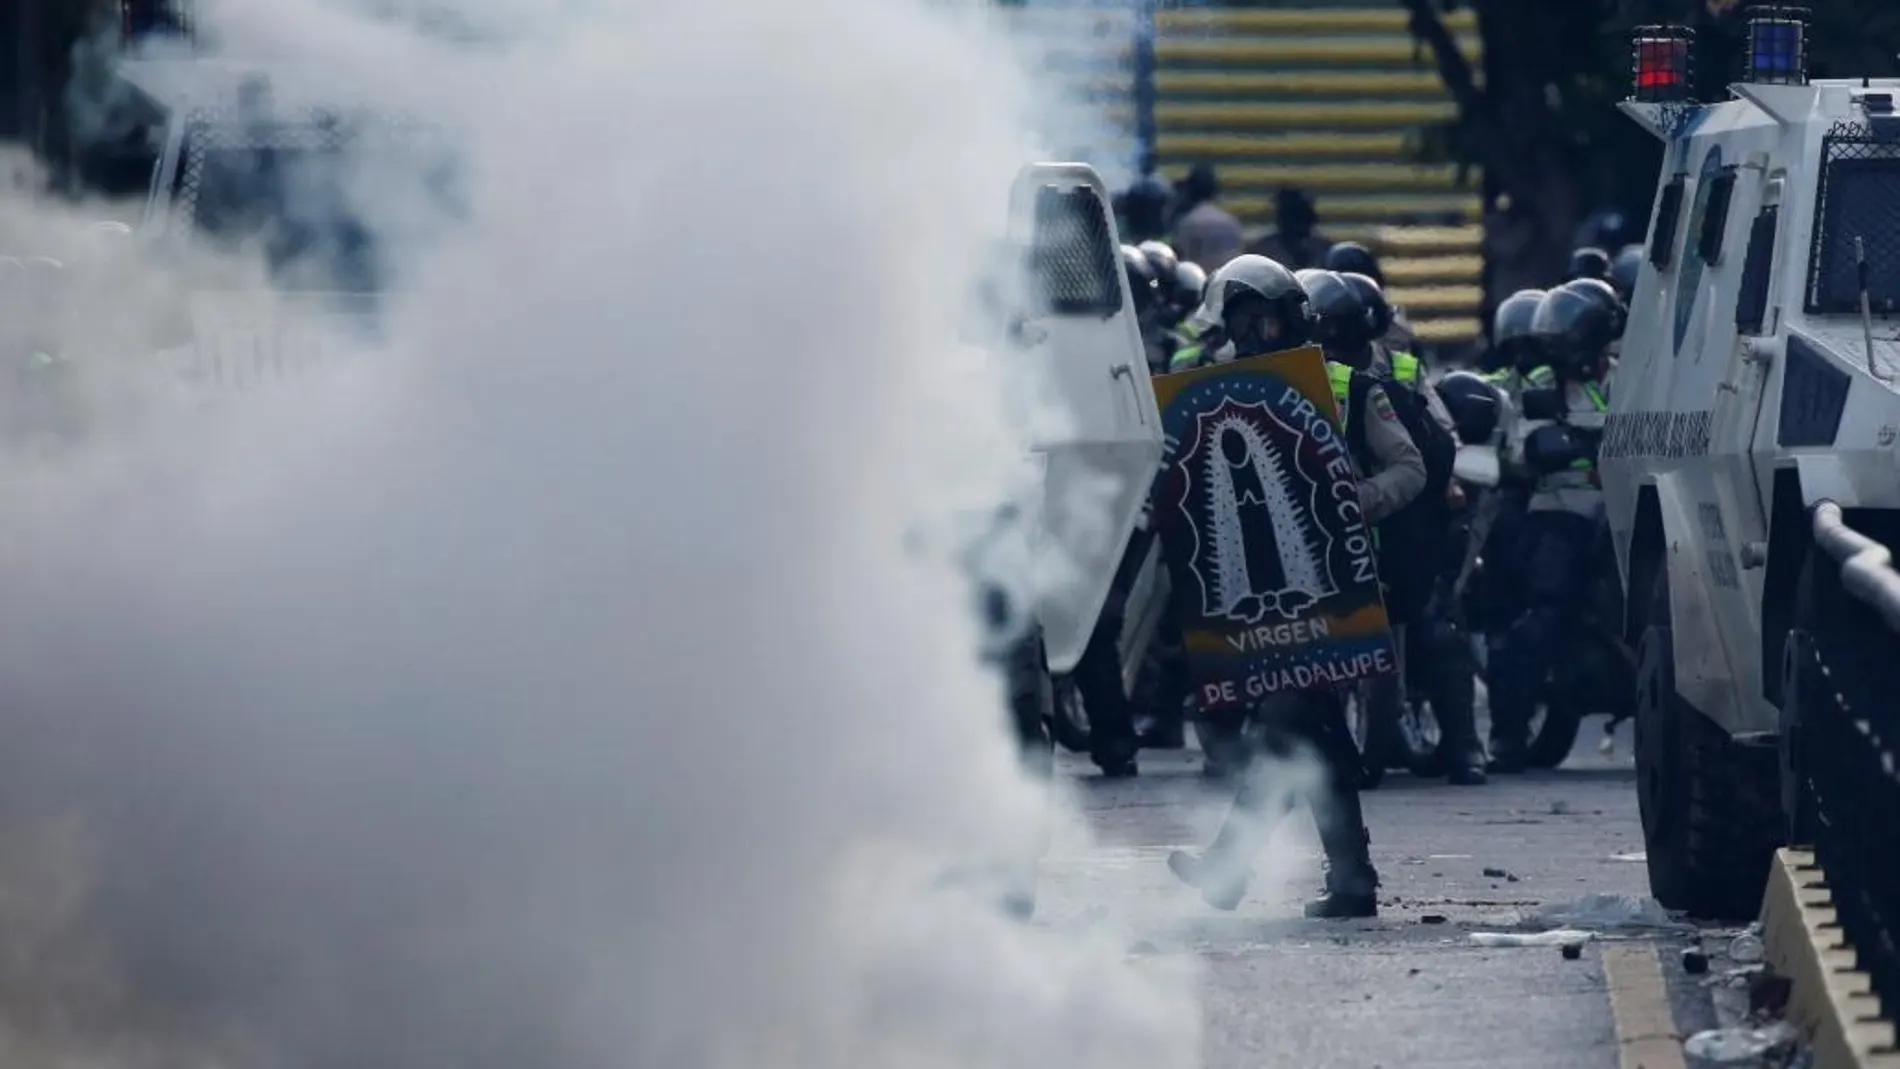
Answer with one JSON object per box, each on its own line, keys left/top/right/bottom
{"left": 1462, "top": 421, "right": 1636, "bottom": 770}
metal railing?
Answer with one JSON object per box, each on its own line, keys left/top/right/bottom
{"left": 1786, "top": 501, "right": 1900, "bottom": 1019}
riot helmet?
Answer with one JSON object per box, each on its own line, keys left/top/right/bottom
{"left": 1323, "top": 241, "right": 1384, "bottom": 288}
{"left": 1531, "top": 278, "right": 1625, "bottom": 377}
{"left": 1609, "top": 243, "right": 1643, "bottom": 304}
{"left": 1435, "top": 370, "right": 1505, "bottom": 445}
{"left": 1138, "top": 240, "right": 1179, "bottom": 282}
{"left": 1487, "top": 287, "right": 1547, "bottom": 375}
{"left": 1121, "top": 244, "right": 1160, "bottom": 316}
{"left": 1295, "top": 268, "right": 1372, "bottom": 359}
{"left": 1567, "top": 246, "right": 1611, "bottom": 282}
{"left": 1173, "top": 260, "right": 1207, "bottom": 308}
{"left": 1337, "top": 271, "right": 1392, "bottom": 341}
{"left": 1188, "top": 254, "right": 1312, "bottom": 358}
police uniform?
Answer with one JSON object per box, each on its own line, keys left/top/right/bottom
{"left": 1168, "top": 255, "right": 1425, "bottom": 920}
{"left": 1487, "top": 358, "right": 1613, "bottom": 768}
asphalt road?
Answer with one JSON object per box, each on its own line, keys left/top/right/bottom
{"left": 1034, "top": 718, "right": 1764, "bottom": 1069}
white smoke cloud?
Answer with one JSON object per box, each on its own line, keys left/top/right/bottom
{"left": 0, "top": 0, "right": 1201, "bottom": 1066}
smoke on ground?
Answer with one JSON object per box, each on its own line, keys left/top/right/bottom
{"left": 0, "top": 0, "right": 1201, "bottom": 1066}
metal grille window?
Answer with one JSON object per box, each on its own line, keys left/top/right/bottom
{"left": 1026, "top": 185, "right": 1121, "bottom": 318}
{"left": 1736, "top": 204, "right": 1780, "bottom": 335}
{"left": 1697, "top": 167, "right": 1738, "bottom": 265}
{"left": 171, "top": 111, "right": 450, "bottom": 294}
{"left": 1805, "top": 122, "right": 1900, "bottom": 315}
{"left": 1649, "top": 174, "right": 1687, "bottom": 269}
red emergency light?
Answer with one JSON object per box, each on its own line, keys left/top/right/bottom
{"left": 1630, "top": 25, "right": 1696, "bottom": 103}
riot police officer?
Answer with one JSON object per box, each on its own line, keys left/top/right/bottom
{"left": 1325, "top": 270, "right": 1486, "bottom": 784}
{"left": 1567, "top": 246, "right": 1612, "bottom": 284}
{"left": 1123, "top": 244, "right": 1171, "bottom": 374}
{"left": 1325, "top": 241, "right": 1418, "bottom": 354}
{"left": 1486, "top": 279, "right": 1619, "bottom": 772}
{"left": 1169, "top": 256, "right": 1427, "bottom": 918}
{"left": 1609, "top": 244, "right": 1643, "bottom": 306}
{"left": 1480, "top": 288, "right": 1554, "bottom": 392}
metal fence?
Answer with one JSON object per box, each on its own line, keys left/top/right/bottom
{"left": 1786, "top": 501, "right": 1900, "bottom": 1018}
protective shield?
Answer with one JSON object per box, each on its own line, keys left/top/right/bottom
{"left": 1004, "top": 163, "right": 1165, "bottom": 674}
{"left": 1149, "top": 345, "right": 1397, "bottom": 714}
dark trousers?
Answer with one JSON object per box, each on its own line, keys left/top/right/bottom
{"left": 1208, "top": 686, "right": 1376, "bottom": 890}
{"left": 1074, "top": 529, "right": 1149, "bottom": 769}
{"left": 1487, "top": 509, "right": 1600, "bottom": 749}
{"left": 1409, "top": 612, "right": 1483, "bottom": 760}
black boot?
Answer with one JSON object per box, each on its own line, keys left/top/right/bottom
{"left": 1304, "top": 784, "right": 1379, "bottom": 919}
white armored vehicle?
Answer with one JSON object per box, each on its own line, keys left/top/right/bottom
{"left": 980, "top": 164, "right": 1167, "bottom": 755}
{"left": 1601, "top": 8, "right": 1900, "bottom": 918}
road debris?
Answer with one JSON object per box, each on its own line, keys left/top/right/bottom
{"left": 1469, "top": 928, "right": 1594, "bottom": 948}
{"left": 1729, "top": 931, "right": 1766, "bottom": 964}
{"left": 1681, "top": 947, "right": 1710, "bottom": 974}
{"left": 1682, "top": 1021, "right": 1799, "bottom": 1064}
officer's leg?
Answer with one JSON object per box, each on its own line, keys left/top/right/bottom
{"left": 1486, "top": 512, "right": 1586, "bottom": 772}
{"left": 1168, "top": 699, "right": 1309, "bottom": 909}
{"left": 1360, "top": 621, "right": 1408, "bottom": 768}
{"left": 1077, "top": 534, "right": 1147, "bottom": 777}
{"left": 1417, "top": 602, "right": 1487, "bottom": 784}
{"left": 1298, "top": 687, "right": 1380, "bottom": 918}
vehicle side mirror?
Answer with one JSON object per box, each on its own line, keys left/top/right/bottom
{"left": 1520, "top": 386, "right": 1564, "bottom": 422}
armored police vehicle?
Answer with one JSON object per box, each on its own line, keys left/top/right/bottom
{"left": 117, "top": 59, "right": 452, "bottom": 394}
{"left": 1600, "top": 8, "right": 1900, "bottom": 918}
{"left": 981, "top": 164, "right": 1167, "bottom": 759}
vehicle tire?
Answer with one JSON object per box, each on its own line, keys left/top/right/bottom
{"left": 1048, "top": 676, "right": 1092, "bottom": 755}
{"left": 1348, "top": 692, "right": 1386, "bottom": 789}
{"left": 1633, "top": 566, "right": 1780, "bottom": 920}
{"left": 1526, "top": 696, "right": 1584, "bottom": 769}
{"left": 1006, "top": 629, "right": 1057, "bottom": 778}
{"left": 1778, "top": 554, "right": 1824, "bottom": 846}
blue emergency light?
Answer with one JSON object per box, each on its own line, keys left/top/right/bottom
{"left": 1743, "top": 6, "right": 1809, "bottom": 85}
{"left": 1630, "top": 25, "right": 1696, "bottom": 103}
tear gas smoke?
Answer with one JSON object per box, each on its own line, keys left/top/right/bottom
{"left": 0, "top": 0, "right": 1200, "bottom": 1066}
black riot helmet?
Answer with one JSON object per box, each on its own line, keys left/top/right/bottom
{"left": 1435, "top": 370, "right": 1505, "bottom": 445}
{"left": 1567, "top": 246, "right": 1611, "bottom": 282}
{"left": 1609, "top": 243, "right": 1642, "bottom": 304}
{"left": 1295, "top": 268, "right": 1373, "bottom": 358}
{"left": 1531, "top": 278, "right": 1626, "bottom": 377}
{"left": 1137, "top": 240, "right": 1179, "bottom": 282}
{"left": 1121, "top": 244, "right": 1160, "bottom": 316}
{"left": 1167, "top": 260, "right": 1207, "bottom": 327}
{"left": 1337, "top": 271, "right": 1392, "bottom": 341}
{"left": 1323, "top": 241, "right": 1384, "bottom": 288}
{"left": 1486, "top": 287, "right": 1547, "bottom": 374}
{"left": 1173, "top": 260, "right": 1207, "bottom": 308}
{"left": 1188, "top": 254, "right": 1312, "bottom": 358}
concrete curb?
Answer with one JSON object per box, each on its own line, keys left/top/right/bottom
{"left": 1761, "top": 848, "right": 1900, "bottom": 1069}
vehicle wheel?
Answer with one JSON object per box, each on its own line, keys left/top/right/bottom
{"left": 1002, "top": 628, "right": 1056, "bottom": 919}
{"left": 1048, "top": 676, "right": 1092, "bottom": 755}
{"left": 1347, "top": 692, "right": 1386, "bottom": 789}
{"left": 1778, "top": 555, "right": 1824, "bottom": 846}
{"left": 1526, "top": 696, "right": 1583, "bottom": 769}
{"left": 1633, "top": 566, "right": 1780, "bottom": 920}
{"left": 1006, "top": 629, "right": 1057, "bottom": 780}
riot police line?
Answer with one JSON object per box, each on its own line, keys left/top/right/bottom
{"left": 1034, "top": 232, "right": 1633, "bottom": 919}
